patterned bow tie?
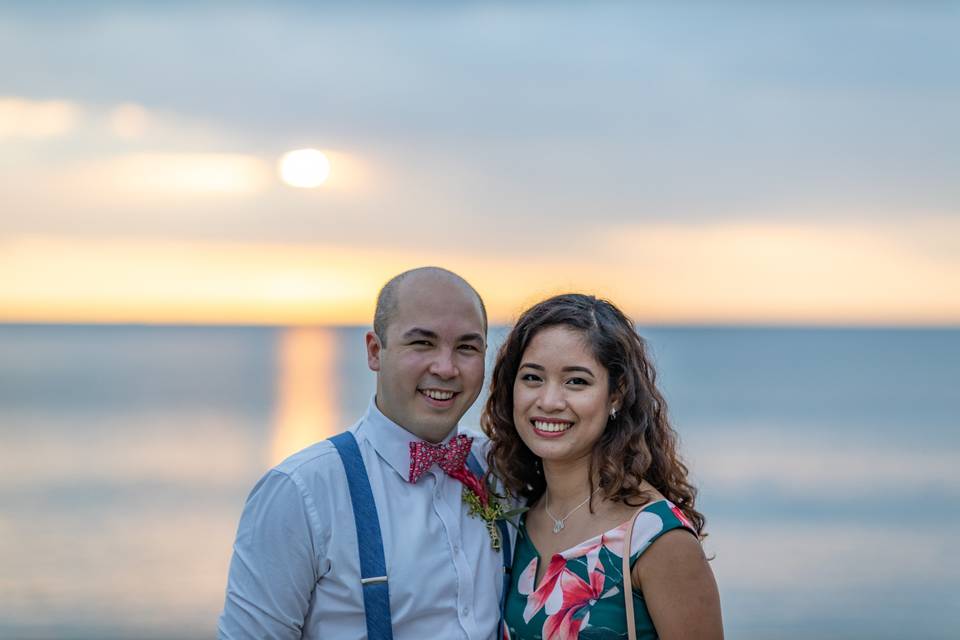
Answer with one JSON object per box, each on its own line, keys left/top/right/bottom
{"left": 408, "top": 434, "right": 474, "bottom": 483}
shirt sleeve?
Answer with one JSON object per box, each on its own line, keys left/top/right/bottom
{"left": 218, "top": 469, "right": 324, "bottom": 639}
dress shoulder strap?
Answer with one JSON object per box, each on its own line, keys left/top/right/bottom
{"left": 622, "top": 500, "right": 698, "bottom": 640}
{"left": 329, "top": 431, "right": 395, "bottom": 640}
{"left": 626, "top": 500, "right": 698, "bottom": 564}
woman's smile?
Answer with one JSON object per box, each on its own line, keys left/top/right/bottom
{"left": 530, "top": 417, "right": 574, "bottom": 437}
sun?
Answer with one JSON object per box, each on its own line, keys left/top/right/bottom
{"left": 278, "top": 149, "right": 330, "bottom": 188}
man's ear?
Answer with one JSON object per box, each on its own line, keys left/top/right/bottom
{"left": 366, "top": 331, "right": 383, "bottom": 372}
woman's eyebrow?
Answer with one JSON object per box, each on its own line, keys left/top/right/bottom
{"left": 518, "top": 363, "right": 595, "bottom": 376}
{"left": 562, "top": 366, "right": 594, "bottom": 376}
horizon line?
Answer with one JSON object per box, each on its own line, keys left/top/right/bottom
{"left": 3, "top": 320, "right": 958, "bottom": 331}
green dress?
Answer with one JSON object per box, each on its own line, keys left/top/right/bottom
{"left": 503, "top": 500, "right": 696, "bottom": 640}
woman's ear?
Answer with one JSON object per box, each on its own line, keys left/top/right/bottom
{"left": 609, "top": 384, "right": 626, "bottom": 416}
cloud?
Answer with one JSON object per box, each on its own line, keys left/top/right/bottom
{"left": 595, "top": 218, "right": 960, "bottom": 324}
{"left": 0, "top": 96, "right": 80, "bottom": 139}
{"left": 1, "top": 4, "right": 958, "bottom": 325}
{"left": 56, "top": 152, "right": 273, "bottom": 197}
{"left": 106, "top": 102, "right": 151, "bottom": 139}
{"left": 1, "top": 3, "right": 957, "bottom": 218}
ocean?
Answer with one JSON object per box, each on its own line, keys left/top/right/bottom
{"left": 1, "top": 325, "right": 957, "bottom": 639}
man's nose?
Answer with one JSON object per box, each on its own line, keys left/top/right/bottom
{"left": 429, "top": 348, "right": 459, "bottom": 379}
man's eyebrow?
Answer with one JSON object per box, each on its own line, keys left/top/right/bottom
{"left": 458, "top": 332, "right": 485, "bottom": 344}
{"left": 402, "top": 328, "right": 438, "bottom": 340}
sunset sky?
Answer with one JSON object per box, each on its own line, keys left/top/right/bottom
{"left": 2, "top": 2, "right": 958, "bottom": 325}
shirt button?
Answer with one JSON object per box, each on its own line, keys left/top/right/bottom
{"left": 453, "top": 543, "right": 460, "bottom": 553}
{"left": 462, "top": 605, "right": 470, "bottom": 616}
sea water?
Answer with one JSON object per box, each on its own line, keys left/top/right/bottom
{"left": 1, "top": 325, "right": 957, "bottom": 639}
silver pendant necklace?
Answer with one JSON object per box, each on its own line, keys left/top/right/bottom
{"left": 545, "top": 486, "right": 601, "bottom": 534}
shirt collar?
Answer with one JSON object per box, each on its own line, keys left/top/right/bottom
{"left": 359, "top": 395, "right": 460, "bottom": 481}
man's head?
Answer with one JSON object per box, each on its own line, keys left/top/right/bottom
{"left": 366, "top": 267, "right": 487, "bottom": 443}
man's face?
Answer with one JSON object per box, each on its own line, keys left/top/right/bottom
{"left": 366, "top": 275, "right": 486, "bottom": 443}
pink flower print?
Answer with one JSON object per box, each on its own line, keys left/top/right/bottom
{"left": 562, "top": 534, "right": 605, "bottom": 577}
{"left": 671, "top": 504, "right": 695, "bottom": 531}
{"left": 517, "top": 557, "right": 537, "bottom": 595}
{"left": 605, "top": 511, "right": 665, "bottom": 558}
{"left": 517, "top": 555, "right": 567, "bottom": 623}
{"left": 598, "top": 521, "right": 627, "bottom": 562}
{"left": 541, "top": 564, "right": 607, "bottom": 639}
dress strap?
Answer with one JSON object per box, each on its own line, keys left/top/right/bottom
{"left": 627, "top": 500, "right": 698, "bottom": 565}
{"left": 621, "top": 508, "right": 644, "bottom": 640}
{"left": 466, "top": 451, "right": 512, "bottom": 633}
{"left": 330, "top": 431, "right": 395, "bottom": 640}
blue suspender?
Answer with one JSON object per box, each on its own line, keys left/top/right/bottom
{"left": 329, "top": 432, "right": 395, "bottom": 640}
{"left": 330, "top": 431, "right": 512, "bottom": 639}
{"left": 466, "top": 452, "right": 512, "bottom": 628}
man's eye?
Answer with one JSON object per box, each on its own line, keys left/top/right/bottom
{"left": 458, "top": 344, "right": 480, "bottom": 352}
{"left": 411, "top": 340, "right": 432, "bottom": 346}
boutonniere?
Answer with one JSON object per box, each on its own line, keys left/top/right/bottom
{"left": 449, "top": 466, "right": 527, "bottom": 552}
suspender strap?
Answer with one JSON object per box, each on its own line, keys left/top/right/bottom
{"left": 329, "top": 431, "right": 395, "bottom": 640}
{"left": 466, "top": 452, "right": 512, "bottom": 626}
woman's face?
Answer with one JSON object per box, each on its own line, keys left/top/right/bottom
{"left": 512, "top": 325, "right": 616, "bottom": 465}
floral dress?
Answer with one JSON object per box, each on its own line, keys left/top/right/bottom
{"left": 503, "top": 500, "right": 696, "bottom": 640}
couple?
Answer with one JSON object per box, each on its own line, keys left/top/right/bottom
{"left": 219, "top": 267, "right": 722, "bottom": 640}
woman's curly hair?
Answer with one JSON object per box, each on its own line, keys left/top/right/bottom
{"left": 483, "top": 293, "right": 705, "bottom": 537}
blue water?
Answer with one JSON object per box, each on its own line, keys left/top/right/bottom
{"left": 1, "top": 325, "right": 958, "bottom": 639}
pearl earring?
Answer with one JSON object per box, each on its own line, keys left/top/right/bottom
{"left": 610, "top": 408, "right": 617, "bottom": 420}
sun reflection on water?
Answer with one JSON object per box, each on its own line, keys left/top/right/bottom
{"left": 270, "top": 327, "right": 341, "bottom": 465}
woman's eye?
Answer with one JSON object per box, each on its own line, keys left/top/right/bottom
{"left": 520, "top": 373, "right": 542, "bottom": 382}
{"left": 567, "top": 377, "right": 589, "bottom": 386}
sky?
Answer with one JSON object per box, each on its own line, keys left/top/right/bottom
{"left": 1, "top": 1, "right": 958, "bottom": 325}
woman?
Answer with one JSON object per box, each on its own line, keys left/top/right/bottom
{"left": 485, "top": 294, "right": 722, "bottom": 639}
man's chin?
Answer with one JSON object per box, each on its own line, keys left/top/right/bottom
{"left": 412, "top": 412, "right": 463, "bottom": 440}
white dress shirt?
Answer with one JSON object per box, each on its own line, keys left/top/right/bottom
{"left": 218, "top": 397, "right": 506, "bottom": 639}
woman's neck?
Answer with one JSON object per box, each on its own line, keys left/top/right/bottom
{"left": 540, "top": 455, "right": 596, "bottom": 511}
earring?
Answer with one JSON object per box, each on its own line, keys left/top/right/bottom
{"left": 610, "top": 408, "right": 617, "bottom": 420}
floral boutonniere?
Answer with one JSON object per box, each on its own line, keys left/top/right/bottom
{"left": 450, "top": 466, "right": 527, "bottom": 552}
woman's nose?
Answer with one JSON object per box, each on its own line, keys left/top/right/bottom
{"left": 537, "top": 383, "right": 566, "bottom": 411}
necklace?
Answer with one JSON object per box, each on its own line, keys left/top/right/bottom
{"left": 545, "top": 486, "right": 601, "bottom": 534}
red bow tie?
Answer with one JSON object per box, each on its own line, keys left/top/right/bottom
{"left": 408, "top": 434, "right": 474, "bottom": 483}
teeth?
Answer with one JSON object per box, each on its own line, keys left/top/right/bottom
{"left": 422, "top": 389, "right": 455, "bottom": 401}
{"left": 533, "top": 420, "right": 573, "bottom": 433}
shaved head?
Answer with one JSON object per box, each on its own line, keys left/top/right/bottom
{"left": 373, "top": 266, "right": 487, "bottom": 346}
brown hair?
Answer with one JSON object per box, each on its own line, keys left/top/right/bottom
{"left": 482, "top": 293, "right": 705, "bottom": 536}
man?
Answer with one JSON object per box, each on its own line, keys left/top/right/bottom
{"left": 218, "top": 267, "right": 509, "bottom": 639}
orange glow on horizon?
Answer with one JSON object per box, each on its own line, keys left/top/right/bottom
{"left": 1, "top": 223, "right": 959, "bottom": 327}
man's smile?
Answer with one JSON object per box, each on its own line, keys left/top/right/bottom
{"left": 418, "top": 388, "right": 460, "bottom": 407}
